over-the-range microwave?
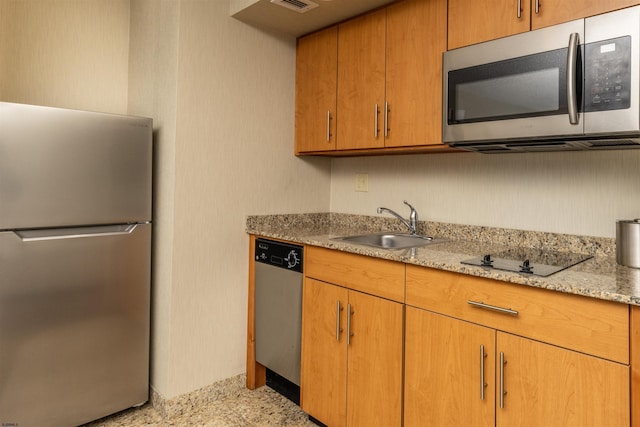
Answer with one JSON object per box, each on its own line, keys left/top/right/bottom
{"left": 443, "top": 6, "right": 640, "bottom": 153}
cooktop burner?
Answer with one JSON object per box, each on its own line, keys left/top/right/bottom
{"left": 461, "top": 248, "right": 593, "bottom": 277}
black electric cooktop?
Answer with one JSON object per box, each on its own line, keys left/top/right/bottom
{"left": 461, "top": 247, "right": 593, "bottom": 277}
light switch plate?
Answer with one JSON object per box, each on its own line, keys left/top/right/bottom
{"left": 355, "top": 173, "right": 368, "bottom": 192}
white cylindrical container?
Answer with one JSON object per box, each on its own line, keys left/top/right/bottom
{"left": 617, "top": 219, "right": 640, "bottom": 268}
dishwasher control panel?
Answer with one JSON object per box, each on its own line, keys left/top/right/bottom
{"left": 255, "top": 238, "right": 303, "bottom": 273}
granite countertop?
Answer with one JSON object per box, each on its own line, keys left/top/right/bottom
{"left": 247, "top": 213, "right": 640, "bottom": 306}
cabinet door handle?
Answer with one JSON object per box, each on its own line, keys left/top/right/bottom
{"left": 480, "top": 344, "right": 487, "bottom": 401}
{"left": 326, "top": 110, "right": 332, "bottom": 142}
{"left": 517, "top": 0, "right": 522, "bottom": 18}
{"left": 534, "top": 0, "right": 540, "bottom": 14}
{"left": 347, "top": 303, "right": 353, "bottom": 345}
{"left": 374, "top": 104, "right": 379, "bottom": 138}
{"left": 335, "top": 300, "right": 342, "bottom": 341}
{"left": 499, "top": 352, "right": 507, "bottom": 408}
{"left": 467, "top": 300, "right": 519, "bottom": 316}
{"left": 384, "top": 101, "right": 389, "bottom": 137}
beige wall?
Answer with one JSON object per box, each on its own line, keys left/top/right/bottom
{"left": 165, "top": 0, "right": 330, "bottom": 397}
{"left": 127, "top": 0, "right": 181, "bottom": 399}
{"left": 0, "top": 0, "right": 130, "bottom": 113}
{"left": 331, "top": 150, "right": 640, "bottom": 238}
{"left": 127, "top": 0, "right": 331, "bottom": 399}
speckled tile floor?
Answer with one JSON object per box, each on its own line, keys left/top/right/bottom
{"left": 83, "top": 386, "right": 317, "bottom": 427}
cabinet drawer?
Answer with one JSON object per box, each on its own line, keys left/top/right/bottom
{"left": 406, "top": 265, "right": 629, "bottom": 363}
{"left": 306, "top": 246, "right": 405, "bottom": 302}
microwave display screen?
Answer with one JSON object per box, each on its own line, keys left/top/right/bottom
{"left": 455, "top": 68, "right": 560, "bottom": 121}
{"left": 447, "top": 48, "right": 570, "bottom": 124}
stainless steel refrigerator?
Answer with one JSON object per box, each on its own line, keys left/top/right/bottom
{"left": 0, "top": 102, "right": 152, "bottom": 427}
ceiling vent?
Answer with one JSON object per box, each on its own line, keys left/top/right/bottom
{"left": 270, "top": 0, "right": 319, "bottom": 13}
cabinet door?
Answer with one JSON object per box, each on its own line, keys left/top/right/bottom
{"left": 337, "top": 9, "right": 386, "bottom": 150}
{"left": 385, "top": 0, "right": 447, "bottom": 148}
{"left": 531, "top": 0, "right": 640, "bottom": 30}
{"left": 300, "top": 278, "right": 348, "bottom": 427}
{"left": 448, "top": 0, "right": 530, "bottom": 49}
{"left": 347, "top": 290, "right": 403, "bottom": 427}
{"left": 497, "top": 332, "right": 630, "bottom": 427}
{"left": 295, "top": 26, "right": 338, "bottom": 153}
{"left": 404, "top": 307, "right": 495, "bottom": 427}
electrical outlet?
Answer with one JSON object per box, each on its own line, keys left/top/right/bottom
{"left": 355, "top": 173, "right": 368, "bottom": 192}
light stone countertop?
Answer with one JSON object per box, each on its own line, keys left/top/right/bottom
{"left": 246, "top": 213, "right": 640, "bottom": 306}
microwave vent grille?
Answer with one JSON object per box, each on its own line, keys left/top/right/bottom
{"left": 452, "top": 137, "right": 640, "bottom": 153}
{"left": 472, "top": 146, "right": 511, "bottom": 153}
{"left": 583, "top": 139, "right": 640, "bottom": 148}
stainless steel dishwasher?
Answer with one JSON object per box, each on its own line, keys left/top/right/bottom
{"left": 255, "top": 238, "right": 303, "bottom": 391}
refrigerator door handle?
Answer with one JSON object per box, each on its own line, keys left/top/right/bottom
{"left": 14, "top": 224, "right": 140, "bottom": 242}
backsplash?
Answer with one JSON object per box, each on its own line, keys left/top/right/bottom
{"left": 330, "top": 150, "right": 640, "bottom": 239}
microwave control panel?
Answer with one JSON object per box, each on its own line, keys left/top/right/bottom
{"left": 584, "top": 36, "right": 631, "bottom": 112}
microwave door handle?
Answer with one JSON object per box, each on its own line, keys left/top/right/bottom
{"left": 567, "top": 32, "right": 580, "bottom": 125}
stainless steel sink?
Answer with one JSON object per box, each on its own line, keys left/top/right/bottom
{"left": 334, "top": 233, "right": 437, "bottom": 249}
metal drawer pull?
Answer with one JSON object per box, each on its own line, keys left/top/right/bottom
{"left": 326, "top": 111, "right": 332, "bottom": 142}
{"left": 517, "top": 0, "right": 522, "bottom": 18}
{"left": 500, "top": 352, "right": 507, "bottom": 408}
{"left": 467, "top": 300, "right": 519, "bottom": 316}
{"left": 534, "top": 0, "right": 540, "bottom": 14}
{"left": 480, "top": 344, "right": 487, "bottom": 401}
{"left": 335, "top": 301, "right": 342, "bottom": 341}
{"left": 347, "top": 303, "right": 353, "bottom": 345}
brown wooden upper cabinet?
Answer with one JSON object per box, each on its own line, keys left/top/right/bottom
{"left": 295, "top": 0, "right": 448, "bottom": 155}
{"left": 448, "top": 0, "right": 640, "bottom": 50}
{"left": 295, "top": 26, "right": 338, "bottom": 154}
{"left": 336, "top": 9, "right": 386, "bottom": 151}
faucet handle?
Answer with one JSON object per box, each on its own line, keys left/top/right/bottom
{"left": 403, "top": 200, "right": 418, "bottom": 220}
{"left": 402, "top": 200, "right": 419, "bottom": 234}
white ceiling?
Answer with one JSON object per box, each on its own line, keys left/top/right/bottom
{"left": 230, "top": 0, "right": 396, "bottom": 38}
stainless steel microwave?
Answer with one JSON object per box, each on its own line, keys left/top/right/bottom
{"left": 443, "top": 6, "right": 640, "bottom": 153}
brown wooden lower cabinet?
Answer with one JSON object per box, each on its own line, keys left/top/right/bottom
{"left": 254, "top": 242, "right": 635, "bottom": 426}
{"left": 300, "top": 277, "right": 403, "bottom": 427}
{"left": 404, "top": 307, "right": 495, "bottom": 427}
{"left": 497, "top": 331, "right": 629, "bottom": 426}
{"left": 300, "top": 278, "right": 348, "bottom": 427}
{"left": 405, "top": 306, "right": 630, "bottom": 427}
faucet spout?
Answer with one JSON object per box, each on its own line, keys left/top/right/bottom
{"left": 377, "top": 200, "right": 419, "bottom": 235}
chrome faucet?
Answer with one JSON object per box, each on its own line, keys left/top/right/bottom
{"left": 377, "top": 200, "right": 418, "bottom": 235}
